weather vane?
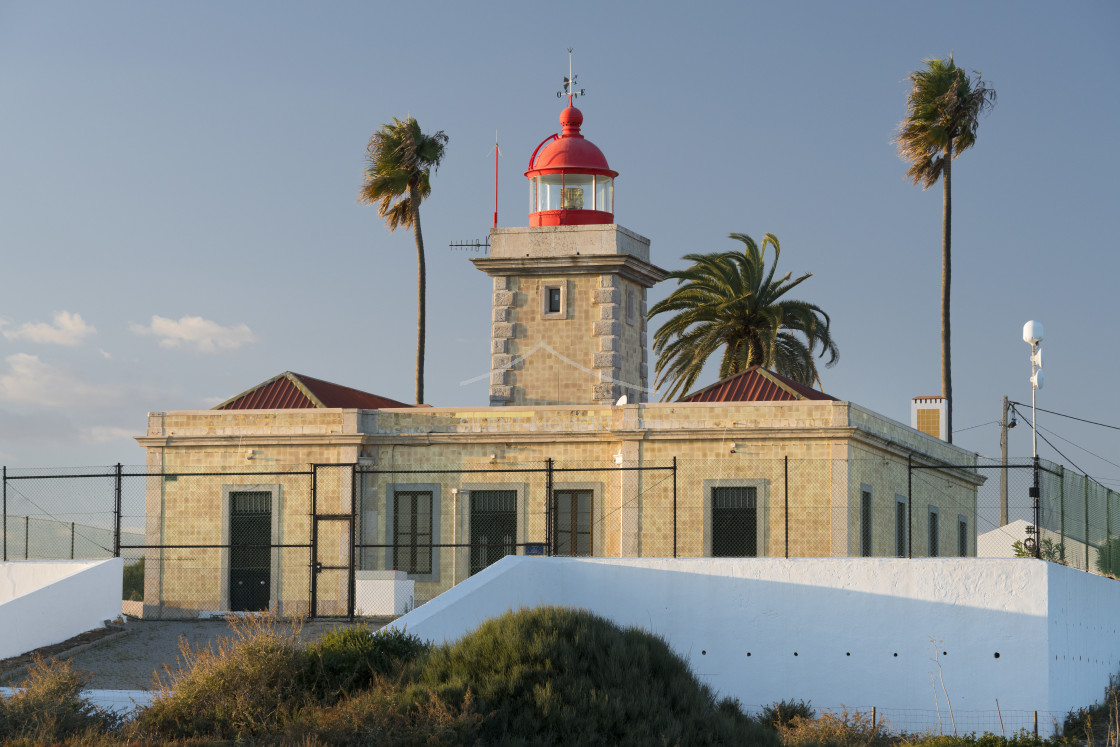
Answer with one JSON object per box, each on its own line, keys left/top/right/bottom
{"left": 556, "top": 47, "right": 586, "bottom": 102}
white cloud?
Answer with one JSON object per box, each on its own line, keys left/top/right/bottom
{"left": 130, "top": 315, "right": 256, "bottom": 353}
{"left": 0, "top": 310, "right": 96, "bottom": 346}
{"left": 0, "top": 353, "right": 118, "bottom": 408}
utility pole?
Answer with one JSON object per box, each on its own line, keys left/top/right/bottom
{"left": 1000, "top": 396, "right": 1009, "bottom": 527}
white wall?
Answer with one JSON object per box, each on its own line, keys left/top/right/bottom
{"left": 0, "top": 559, "right": 123, "bottom": 659}
{"left": 1047, "top": 562, "right": 1120, "bottom": 716}
{"left": 391, "top": 557, "right": 1117, "bottom": 734}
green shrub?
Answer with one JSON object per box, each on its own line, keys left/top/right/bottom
{"left": 760, "top": 698, "right": 814, "bottom": 730}
{"left": 305, "top": 624, "right": 427, "bottom": 699}
{"left": 407, "top": 605, "right": 777, "bottom": 746}
{"left": 1012, "top": 538, "right": 1066, "bottom": 564}
{"left": 1095, "top": 537, "right": 1120, "bottom": 577}
{"left": 122, "top": 557, "right": 143, "bottom": 601}
{"left": 0, "top": 655, "right": 121, "bottom": 743}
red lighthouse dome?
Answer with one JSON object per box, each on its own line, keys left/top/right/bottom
{"left": 526, "top": 104, "right": 618, "bottom": 226}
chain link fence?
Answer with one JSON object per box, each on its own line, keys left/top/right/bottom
{"left": 3, "top": 455, "right": 1117, "bottom": 620}
{"left": 740, "top": 704, "right": 1066, "bottom": 739}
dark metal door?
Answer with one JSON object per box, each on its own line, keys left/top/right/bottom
{"left": 470, "top": 490, "right": 516, "bottom": 575}
{"left": 230, "top": 491, "right": 271, "bottom": 611}
{"left": 711, "top": 486, "right": 757, "bottom": 557}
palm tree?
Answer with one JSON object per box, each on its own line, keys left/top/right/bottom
{"left": 648, "top": 232, "right": 838, "bottom": 401}
{"left": 360, "top": 117, "right": 448, "bottom": 405}
{"left": 895, "top": 56, "right": 995, "bottom": 443}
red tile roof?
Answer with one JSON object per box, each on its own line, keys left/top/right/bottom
{"left": 213, "top": 372, "right": 413, "bottom": 410}
{"left": 679, "top": 366, "right": 837, "bottom": 403}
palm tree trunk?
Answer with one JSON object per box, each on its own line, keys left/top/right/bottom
{"left": 942, "top": 140, "right": 953, "bottom": 444}
{"left": 410, "top": 185, "right": 426, "bottom": 405}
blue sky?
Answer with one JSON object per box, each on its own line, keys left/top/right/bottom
{"left": 1, "top": 1, "right": 1118, "bottom": 480}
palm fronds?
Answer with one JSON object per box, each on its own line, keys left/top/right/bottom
{"left": 649, "top": 233, "right": 838, "bottom": 401}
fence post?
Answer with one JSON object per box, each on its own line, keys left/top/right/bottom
{"left": 907, "top": 454, "right": 913, "bottom": 559}
{"left": 545, "top": 458, "right": 554, "bottom": 556}
{"left": 2, "top": 465, "right": 6, "bottom": 562}
{"left": 784, "top": 455, "right": 789, "bottom": 559}
{"left": 113, "top": 463, "right": 123, "bottom": 557}
{"left": 1108, "top": 489, "right": 1113, "bottom": 575}
{"left": 349, "top": 463, "right": 357, "bottom": 621}
{"left": 672, "top": 457, "right": 677, "bottom": 558}
{"left": 310, "top": 465, "right": 318, "bottom": 619}
{"left": 1085, "top": 475, "right": 1091, "bottom": 572}
{"left": 25, "top": 515, "right": 29, "bottom": 559}
{"left": 1033, "top": 711, "right": 1038, "bottom": 738}
{"left": 1032, "top": 456, "right": 1041, "bottom": 559}
{"left": 1059, "top": 466, "right": 1066, "bottom": 562}
{"left": 70, "top": 521, "right": 75, "bottom": 559}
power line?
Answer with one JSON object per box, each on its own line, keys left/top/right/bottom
{"left": 1008, "top": 403, "right": 1120, "bottom": 487}
{"left": 1009, "top": 401, "right": 1120, "bottom": 432}
{"left": 953, "top": 420, "right": 999, "bottom": 435}
{"left": 1010, "top": 405, "right": 1094, "bottom": 482}
{"left": 1034, "top": 421, "right": 1120, "bottom": 476}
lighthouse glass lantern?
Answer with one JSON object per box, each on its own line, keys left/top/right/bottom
{"left": 526, "top": 104, "right": 617, "bottom": 226}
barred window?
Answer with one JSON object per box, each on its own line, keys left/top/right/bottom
{"left": 554, "top": 490, "right": 592, "bottom": 556}
{"left": 895, "top": 496, "right": 907, "bottom": 557}
{"left": 958, "top": 516, "right": 968, "bottom": 557}
{"left": 394, "top": 491, "right": 432, "bottom": 575}
{"left": 929, "top": 507, "right": 940, "bottom": 557}
{"left": 712, "top": 486, "right": 757, "bottom": 557}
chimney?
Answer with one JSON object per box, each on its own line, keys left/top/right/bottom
{"left": 911, "top": 396, "right": 947, "bottom": 440}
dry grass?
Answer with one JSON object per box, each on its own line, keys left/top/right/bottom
{"left": 0, "top": 654, "right": 121, "bottom": 744}
{"left": 777, "top": 707, "right": 892, "bottom": 747}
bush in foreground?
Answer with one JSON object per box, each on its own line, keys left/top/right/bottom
{"left": 776, "top": 708, "right": 892, "bottom": 747}
{"left": 0, "top": 655, "right": 120, "bottom": 744}
{"left": 760, "top": 698, "right": 815, "bottom": 730}
{"left": 131, "top": 614, "right": 452, "bottom": 743}
{"left": 131, "top": 613, "right": 310, "bottom": 740}
{"left": 304, "top": 623, "right": 428, "bottom": 700}
{"left": 407, "top": 606, "right": 776, "bottom": 746}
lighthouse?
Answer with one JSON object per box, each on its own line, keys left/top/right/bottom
{"left": 472, "top": 94, "right": 668, "bottom": 407}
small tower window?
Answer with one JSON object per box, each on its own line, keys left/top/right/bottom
{"left": 540, "top": 281, "right": 568, "bottom": 320}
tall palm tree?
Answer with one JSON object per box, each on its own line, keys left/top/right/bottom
{"left": 360, "top": 117, "right": 448, "bottom": 405}
{"left": 895, "top": 56, "right": 995, "bottom": 443}
{"left": 649, "top": 232, "right": 838, "bottom": 401}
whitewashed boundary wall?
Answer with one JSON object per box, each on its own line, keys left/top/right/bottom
{"left": 390, "top": 557, "right": 1120, "bottom": 734}
{"left": 0, "top": 558, "right": 123, "bottom": 659}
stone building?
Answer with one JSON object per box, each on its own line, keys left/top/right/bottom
{"left": 135, "top": 101, "right": 983, "bottom": 618}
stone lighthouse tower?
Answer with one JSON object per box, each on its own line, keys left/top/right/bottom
{"left": 472, "top": 99, "right": 667, "bottom": 406}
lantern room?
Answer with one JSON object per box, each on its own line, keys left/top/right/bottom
{"left": 526, "top": 104, "right": 618, "bottom": 226}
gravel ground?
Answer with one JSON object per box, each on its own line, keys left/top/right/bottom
{"left": 62, "top": 617, "right": 384, "bottom": 691}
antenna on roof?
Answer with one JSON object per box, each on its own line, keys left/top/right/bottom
{"left": 492, "top": 130, "right": 501, "bottom": 228}
{"left": 449, "top": 239, "right": 489, "bottom": 252}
